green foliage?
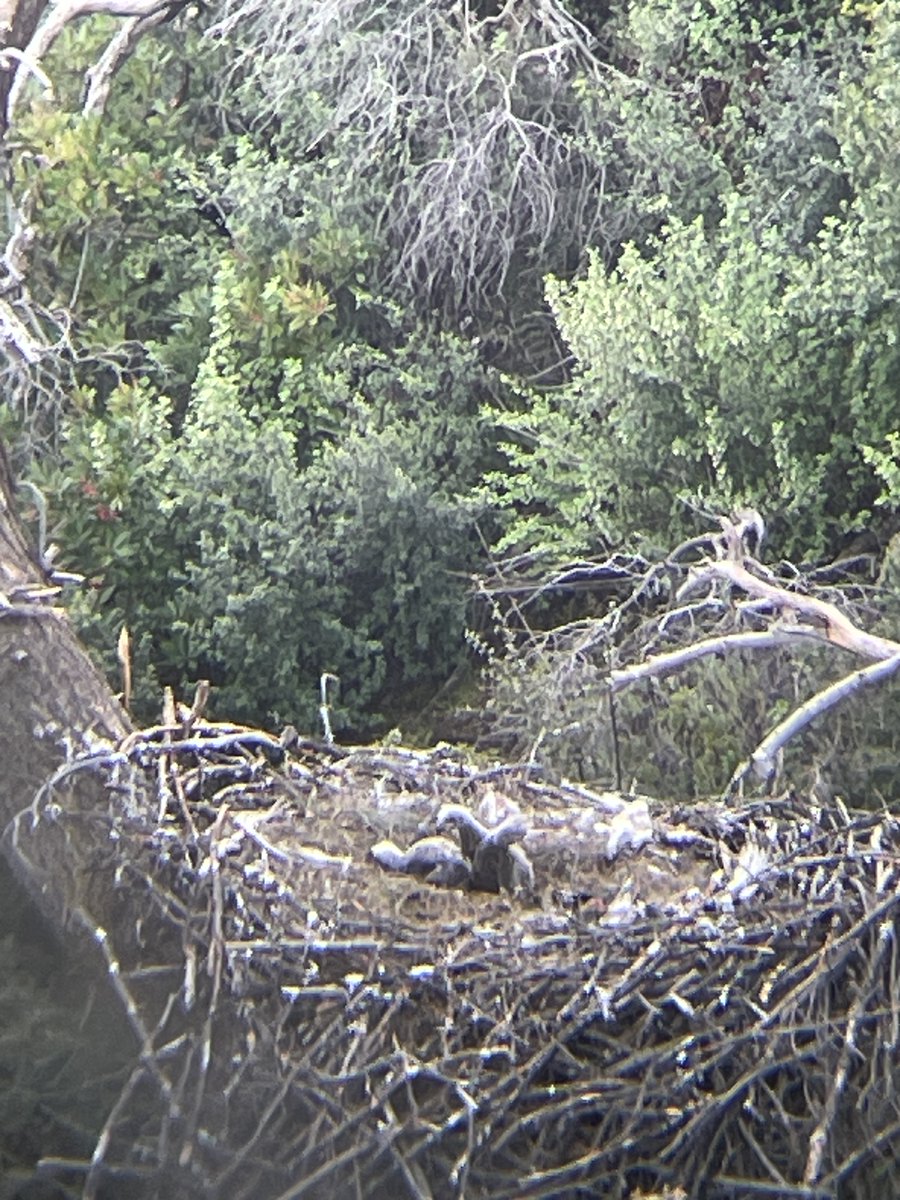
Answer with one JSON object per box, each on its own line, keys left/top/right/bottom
{"left": 15, "top": 0, "right": 900, "bottom": 768}
{"left": 211, "top": 0, "right": 607, "bottom": 373}
{"left": 28, "top": 382, "right": 182, "bottom": 713}
{"left": 36, "top": 320, "right": 492, "bottom": 730}
{"left": 491, "top": 2, "right": 900, "bottom": 558}
{"left": 487, "top": 642, "right": 803, "bottom": 797}
{"left": 10, "top": 21, "right": 223, "bottom": 422}
{"left": 5, "top": 7, "right": 517, "bottom": 734}
{"left": 565, "top": 0, "right": 862, "bottom": 259}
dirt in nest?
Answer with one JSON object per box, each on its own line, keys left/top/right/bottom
{"left": 146, "top": 731, "right": 732, "bottom": 954}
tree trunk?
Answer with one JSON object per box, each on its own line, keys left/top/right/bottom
{"left": 0, "top": 444, "right": 196, "bottom": 1196}
{"left": 0, "top": 442, "right": 303, "bottom": 1200}
{"left": 0, "top": 439, "right": 130, "bottom": 907}
{"left": 0, "top": 0, "right": 48, "bottom": 135}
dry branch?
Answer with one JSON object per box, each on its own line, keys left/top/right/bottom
{"left": 480, "top": 514, "right": 900, "bottom": 801}
{"left": 608, "top": 627, "right": 796, "bottom": 692}
{"left": 7, "top": 0, "right": 183, "bottom": 122}
{"left": 9, "top": 722, "right": 899, "bottom": 1197}
{"left": 82, "top": 6, "right": 170, "bottom": 114}
{"left": 726, "top": 651, "right": 900, "bottom": 795}
{"left": 208, "top": 0, "right": 606, "bottom": 325}
{"left": 701, "top": 558, "right": 899, "bottom": 660}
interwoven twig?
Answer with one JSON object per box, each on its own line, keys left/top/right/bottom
{"left": 10, "top": 723, "right": 900, "bottom": 1198}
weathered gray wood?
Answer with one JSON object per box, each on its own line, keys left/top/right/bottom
{"left": 0, "top": 441, "right": 131, "bottom": 922}
{"left": 0, "top": 0, "right": 49, "bottom": 134}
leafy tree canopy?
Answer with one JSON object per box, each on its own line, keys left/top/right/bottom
{"left": 5, "top": 0, "right": 900, "bottom": 741}
{"left": 492, "top": 0, "right": 900, "bottom": 559}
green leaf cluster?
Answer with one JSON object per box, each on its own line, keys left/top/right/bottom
{"left": 493, "top": 0, "right": 900, "bottom": 558}
{"left": 35, "top": 316, "right": 492, "bottom": 730}
{"left": 14, "top": 0, "right": 900, "bottom": 753}
{"left": 7, "top": 12, "right": 502, "bottom": 731}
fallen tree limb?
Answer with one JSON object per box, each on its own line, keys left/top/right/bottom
{"left": 699, "top": 558, "right": 899, "bottom": 660}
{"left": 609, "top": 552, "right": 900, "bottom": 796}
{"left": 609, "top": 627, "right": 796, "bottom": 693}
{"left": 726, "top": 650, "right": 900, "bottom": 796}
{"left": 479, "top": 513, "right": 900, "bottom": 799}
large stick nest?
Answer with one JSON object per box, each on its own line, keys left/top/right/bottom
{"left": 10, "top": 721, "right": 900, "bottom": 1199}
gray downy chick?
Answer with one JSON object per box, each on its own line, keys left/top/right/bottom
{"left": 370, "top": 835, "right": 472, "bottom": 887}
{"left": 436, "top": 804, "right": 534, "bottom": 893}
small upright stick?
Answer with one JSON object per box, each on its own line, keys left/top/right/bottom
{"left": 117, "top": 625, "right": 132, "bottom": 713}
{"left": 319, "top": 672, "right": 339, "bottom": 744}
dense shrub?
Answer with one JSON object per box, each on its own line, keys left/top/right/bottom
{"left": 11, "top": 13, "right": 502, "bottom": 731}
{"left": 34, "top": 316, "right": 494, "bottom": 730}
{"left": 11, "top": 0, "right": 900, "bottom": 749}
{"left": 490, "top": 1, "right": 900, "bottom": 559}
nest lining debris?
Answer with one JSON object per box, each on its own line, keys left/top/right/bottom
{"left": 12, "top": 720, "right": 900, "bottom": 1199}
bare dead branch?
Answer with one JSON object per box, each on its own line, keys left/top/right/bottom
{"left": 608, "top": 628, "right": 796, "bottom": 693}
{"left": 7, "top": 0, "right": 181, "bottom": 123}
{"left": 726, "top": 651, "right": 900, "bottom": 796}
{"left": 207, "top": 0, "right": 606, "bottom": 322}
{"left": 0, "top": 296, "right": 42, "bottom": 361}
{"left": 0, "top": 43, "right": 51, "bottom": 96}
{"left": 82, "top": 7, "right": 169, "bottom": 114}
{"left": 700, "top": 559, "right": 900, "bottom": 660}
{"left": 480, "top": 515, "right": 900, "bottom": 798}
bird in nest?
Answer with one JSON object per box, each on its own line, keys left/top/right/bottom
{"left": 369, "top": 801, "right": 535, "bottom": 894}
{"left": 436, "top": 803, "right": 534, "bottom": 894}
{"left": 369, "top": 835, "right": 472, "bottom": 887}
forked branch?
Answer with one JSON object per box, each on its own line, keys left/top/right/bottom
{"left": 482, "top": 512, "right": 900, "bottom": 797}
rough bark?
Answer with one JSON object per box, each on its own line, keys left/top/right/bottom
{"left": 0, "top": 444, "right": 191, "bottom": 1194}
{"left": 0, "top": 440, "right": 130, "bottom": 906}
{"left": 0, "top": 442, "right": 301, "bottom": 1199}
{"left": 0, "top": 0, "right": 48, "bottom": 135}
